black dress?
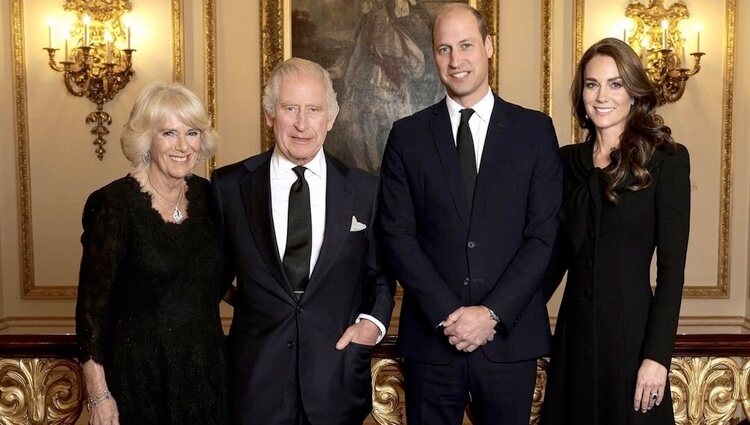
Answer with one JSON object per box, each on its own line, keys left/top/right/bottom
{"left": 76, "top": 175, "right": 228, "bottom": 425}
{"left": 541, "top": 141, "right": 690, "bottom": 425}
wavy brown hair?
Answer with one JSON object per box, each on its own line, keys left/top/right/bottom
{"left": 571, "top": 37, "right": 675, "bottom": 203}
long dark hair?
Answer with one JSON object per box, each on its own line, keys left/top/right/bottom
{"left": 571, "top": 37, "right": 675, "bottom": 203}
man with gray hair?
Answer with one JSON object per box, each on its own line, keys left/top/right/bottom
{"left": 211, "top": 57, "right": 395, "bottom": 425}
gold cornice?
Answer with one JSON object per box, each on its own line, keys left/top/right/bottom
{"left": 13, "top": 0, "right": 187, "bottom": 298}
{"left": 204, "top": 0, "right": 217, "bottom": 174}
{"left": 540, "top": 0, "right": 552, "bottom": 115}
{"left": 172, "top": 0, "right": 184, "bottom": 83}
{"left": 573, "top": 0, "right": 735, "bottom": 298}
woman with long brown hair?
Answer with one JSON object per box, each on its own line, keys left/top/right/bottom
{"left": 541, "top": 38, "right": 690, "bottom": 424}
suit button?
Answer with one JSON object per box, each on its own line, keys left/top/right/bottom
{"left": 467, "top": 241, "right": 476, "bottom": 249}
{"left": 583, "top": 287, "right": 592, "bottom": 298}
{"left": 463, "top": 278, "right": 470, "bottom": 286}
{"left": 296, "top": 305, "right": 303, "bottom": 313}
{"left": 287, "top": 341, "right": 296, "bottom": 349}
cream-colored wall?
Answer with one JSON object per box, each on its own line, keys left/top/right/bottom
{"left": 0, "top": 1, "right": 748, "bottom": 334}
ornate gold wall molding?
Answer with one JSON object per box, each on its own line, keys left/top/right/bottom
{"left": 10, "top": 0, "right": 189, "bottom": 298}
{"left": 571, "top": 0, "right": 585, "bottom": 143}
{"left": 204, "top": 0, "right": 217, "bottom": 174}
{"left": 0, "top": 358, "right": 83, "bottom": 425}
{"left": 540, "top": 0, "right": 552, "bottom": 115}
{"left": 172, "top": 0, "right": 184, "bottom": 83}
{"left": 572, "top": 0, "right": 736, "bottom": 298}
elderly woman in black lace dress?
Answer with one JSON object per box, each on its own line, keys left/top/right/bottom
{"left": 75, "top": 82, "right": 227, "bottom": 425}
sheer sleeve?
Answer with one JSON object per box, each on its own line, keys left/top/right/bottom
{"left": 75, "top": 185, "right": 130, "bottom": 364}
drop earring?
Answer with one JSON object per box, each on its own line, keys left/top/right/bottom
{"left": 142, "top": 151, "right": 151, "bottom": 165}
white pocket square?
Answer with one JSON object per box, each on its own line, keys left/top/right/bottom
{"left": 350, "top": 216, "right": 367, "bottom": 232}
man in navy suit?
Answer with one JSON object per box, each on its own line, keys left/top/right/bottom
{"left": 378, "top": 4, "right": 562, "bottom": 424}
{"left": 212, "top": 58, "right": 395, "bottom": 425}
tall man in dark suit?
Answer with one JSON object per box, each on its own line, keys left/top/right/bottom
{"left": 211, "top": 58, "right": 395, "bottom": 425}
{"left": 379, "top": 4, "right": 562, "bottom": 425}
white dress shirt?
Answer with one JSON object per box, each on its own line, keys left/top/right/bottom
{"left": 446, "top": 87, "right": 495, "bottom": 172}
{"left": 269, "top": 148, "right": 386, "bottom": 342}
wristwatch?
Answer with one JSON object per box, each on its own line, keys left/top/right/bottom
{"left": 487, "top": 307, "right": 500, "bottom": 323}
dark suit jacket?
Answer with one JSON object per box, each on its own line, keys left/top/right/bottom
{"left": 379, "top": 95, "right": 562, "bottom": 364}
{"left": 211, "top": 149, "right": 395, "bottom": 425}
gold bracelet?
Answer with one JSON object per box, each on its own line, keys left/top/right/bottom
{"left": 86, "top": 389, "right": 111, "bottom": 410}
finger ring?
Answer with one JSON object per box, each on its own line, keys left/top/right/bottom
{"left": 651, "top": 393, "right": 658, "bottom": 400}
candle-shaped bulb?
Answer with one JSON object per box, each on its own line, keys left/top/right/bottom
{"left": 82, "top": 14, "right": 91, "bottom": 46}
{"left": 622, "top": 18, "right": 633, "bottom": 44}
{"left": 122, "top": 14, "right": 132, "bottom": 49}
{"left": 661, "top": 20, "right": 668, "bottom": 50}
{"left": 46, "top": 17, "right": 55, "bottom": 48}
{"left": 694, "top": 23, "right": 702, "bottom": 52}
{"left": 104, "top": 31, "right": 113, "bottom": 62}
{"left": 640, "top": 37, "right": 650, "bottom": 60}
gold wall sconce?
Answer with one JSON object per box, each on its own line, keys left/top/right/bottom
{"left": 623, "top": 0, "right": 704, "bottom": 105}
{"left": 43, "top": 1, "right": 136, "bottom": 160}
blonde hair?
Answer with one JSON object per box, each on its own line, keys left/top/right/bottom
{"left": 121, "top": 82, "right": 218, "bottom": 170}
{"left": 262, "top": 57, "right": 339, "bottom": 120}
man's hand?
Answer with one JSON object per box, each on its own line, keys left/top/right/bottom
{"left": 442, "top": 306, "right": 497, "bottom": 352}
{"left": 335, "top": 319, "right": 381, "bottom": 350}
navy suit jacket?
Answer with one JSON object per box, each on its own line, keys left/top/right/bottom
{"left": 379, "top": 95, "right": 562, "bottom": 364}
{"left": 211, "top": 150, "right": 395, "bottom": 425}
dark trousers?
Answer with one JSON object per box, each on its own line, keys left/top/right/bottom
{"left": 403, "top": 353, "right": 537, "bottom": 425}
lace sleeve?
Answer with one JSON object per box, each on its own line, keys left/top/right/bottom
{"left": 75, "top": 186, "right": 129, "bottom": 364}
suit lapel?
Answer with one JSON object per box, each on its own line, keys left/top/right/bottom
{"left": 304, "top": 154, "right": 353, "bottom": 299}
{"left": 429, "top": 101, "right": 470, "bottom": 229}
{"left": 239, "top": 155, "right": 293, "bottom": 298}
{"left": 472, "top": 96, "right": 512, "bottom": 222}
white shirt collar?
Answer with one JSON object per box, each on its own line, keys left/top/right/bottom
{"left": 271, "top": 147, "right": 326, "bottom": 179}
{"left": 445, "top": 87, "right": 494, "bottom": 123}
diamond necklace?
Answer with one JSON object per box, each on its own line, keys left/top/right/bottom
{"left": 148, "top": 175, "right": 186, "bottom": 224}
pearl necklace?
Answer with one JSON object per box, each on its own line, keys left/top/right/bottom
{"left": 148, "top": 175, "right": 186, "bottom": 224}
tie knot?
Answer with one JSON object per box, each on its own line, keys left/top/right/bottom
{"left": 460, "top": 108, "right": 475, "bottom": 124}
{"left": 292, "top": 166, "right": 307, "bottom": 180}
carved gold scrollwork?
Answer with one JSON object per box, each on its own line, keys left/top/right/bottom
{"left": 738, "top": 358, "right": 750, "bottom": 420}
{"left": 371, "top": 359, "right": 404, "bottom": 425}
{"left": 530, "top": 359, "right": 548, "bottom": 425}
{"left": 670, "top": 357, "right": 741, "bottom": 425}
{"left": 0, "top": 358, "right": 83, "bottom": 425}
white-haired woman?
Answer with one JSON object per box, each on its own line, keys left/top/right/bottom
{"left": 76, "top": 82, "right": 228, "bottom": 425}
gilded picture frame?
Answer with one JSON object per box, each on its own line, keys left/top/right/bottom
{"left": 260, "top": 0, "right": 499, "bottom": 174}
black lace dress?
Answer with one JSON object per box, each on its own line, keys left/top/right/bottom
{"left": 76, "top": 175, "right": 227, "bottom": 425}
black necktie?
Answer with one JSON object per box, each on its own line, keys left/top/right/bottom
{"left": 457, "top": 108, "right": 477, "bottom": 204}
{"left": 283, "top": 166, "right": 312, "bottom": 295}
